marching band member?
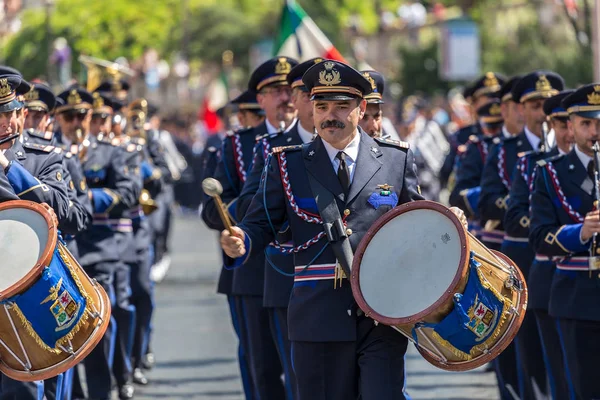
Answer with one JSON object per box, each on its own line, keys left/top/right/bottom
{"left": 221, "top": 60, "right": 429, "bottom": 400}
{"left": 530, "top": 84, "right": 600, "bottom": 399}
{"left": 506, "top": 89, "right": 575, "bottom": 399}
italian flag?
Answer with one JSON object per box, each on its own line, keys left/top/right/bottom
{"left": 274, "top": 0, "right": 346, "bottom": 62}
{"left": 199, "top": 70, "right": 228, "bottom": 134}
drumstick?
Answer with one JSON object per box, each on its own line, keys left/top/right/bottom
{"left": 202, "top": 178, "right": 235, "bottom": 235}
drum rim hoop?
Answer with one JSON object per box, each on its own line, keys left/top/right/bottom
{"left": 0, "top": 200, "right": 58, "bottom": 300}
{"left": 350, "top": 200, "right": 469, "bottom": 325}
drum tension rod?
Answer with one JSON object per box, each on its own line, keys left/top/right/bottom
{"left": 472, "top": 253, "right": 511, "bottom": 275}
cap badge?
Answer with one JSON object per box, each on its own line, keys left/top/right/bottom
{"left": 536, "top": 75, "right": 552, "bottom": 93}
{"left": 319, "top": 61, "right": 342, "bottom": 86}
{"left": 67, "top": 90, "right": 81, "bottom": 106}
{"left": 484, "top": 72, "right": 499, "bottom": 88}
{"left": 490, "top": 103, "right": 501, "bottom": 115}
{"left": 589, "top": 86, "right": 600, "bottom": 105}
{"left": 275, "top": 57, "right": 292, "bottom": 75}
{"left": 93, "top": 92, "right": 104, "bottom": 109}
{"left": 24, "top": 89, "right": 39, "bottom": 101}
{"left": 0, "top": 78, "right": 12, "bottom": 98}
{"left": 363, "top": 72, "right": 376, "bottom": 90}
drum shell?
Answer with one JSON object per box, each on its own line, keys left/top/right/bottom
{"left": 0, "top": 201, "right": 110, "bottom": 381}
{"left": 351, "top": 201, "right": 527, "bottom": 371}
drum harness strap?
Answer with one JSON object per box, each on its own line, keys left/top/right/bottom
{"left": 305, "top": 168, "right": 354, "bottom": 280}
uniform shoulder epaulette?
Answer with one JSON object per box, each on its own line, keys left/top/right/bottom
{"left": 228, "top": 127, "right": 253, "bottom": 137}
{"left": 96, "top": 134, "right": 118, "bottom": 146}
{"left": 22, "top": 142, "right": 57, "bottom": 153}
{"left": 125, "top": 142, "right": 140, "bottom": 153}
{"left": 130, "top": 136, "right": 146, "bottom": 146}
{"left": 374, "top": 136, "right": 410, "bottom": 149}
{"left": 468, "top": 134, "right": 479, "bottom": 143}
{"left": 255, "top": 132, "right": 270, "bottom": 142}
{"left": 273, "top": 144, "right": 302, "bottom": 154}
{"left": 517, "top": 150, "right": 535, "bottom": 158}
{"left": 537, "top": 153, "right": 564, "bottom": 167}
{"left": 26, "top": 129, "right": 54, "bottom": 141}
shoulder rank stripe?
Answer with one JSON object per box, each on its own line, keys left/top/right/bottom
{"left": 23, "top": 143, "right": 56, "bottom": 153}
{"left": 374, "top": 137, "right": 410, "bottom": 149}
{"left": 273, "top": 145, "right": 302, "bottom": 154}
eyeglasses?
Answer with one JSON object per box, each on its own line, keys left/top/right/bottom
{"left": 261, "top": 86, "right": 292, "bottom": 97}
{"left": 62, "top": 112, "right": 87, "bottom": 123}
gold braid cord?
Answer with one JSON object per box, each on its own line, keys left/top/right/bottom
{"left": 8, "top": 244, "right": 95, "bottom": 354}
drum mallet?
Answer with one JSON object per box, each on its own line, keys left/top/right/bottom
{"left": 202, "top": 178, "right": 234, "bottom": 235}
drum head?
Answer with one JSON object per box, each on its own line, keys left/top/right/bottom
{"left": 0, "top": 202, "right": 53, "bottom": 294}
{"left": 352, "top": 201, "right": 468, "bottom": 325}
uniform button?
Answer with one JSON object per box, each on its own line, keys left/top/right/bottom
{"left": 597, "top": 273, "right": 600, "bottom": 279}
{"left": 344, "top": 209, "right": 351, "bottom": 216}
{"left": 346, "top": 228, "right": 353, "bottom": 236}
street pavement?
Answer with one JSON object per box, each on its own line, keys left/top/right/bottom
{"left": 135, "top": 214, "right": 501, "bottom": 400}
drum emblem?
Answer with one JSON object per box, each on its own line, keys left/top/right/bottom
{"left": 50, "top": 290, "right": 79, "bottom": 330}
{"left": 467, "top": 298, "right": 496, "bottom": 338}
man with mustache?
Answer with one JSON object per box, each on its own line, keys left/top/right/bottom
{"left": 359, "top": 70, "right": 385, "bottom": 138}
{"left": 220, "top": 60, "right": 468, "bottom": 399}
{"left": 505, "top": 89, "right": 575, "bottom": 400}
{"left": 233, "top": 57, "right": 322, "bottom": 400}
{"left": 480, "top": 71, "right": 564, "bottom": 399}
{"left": 530, "top": 83, "right": 600, "bottom": 399}
{"left": 202, "top": 56, "right": 298, "bottom": 400}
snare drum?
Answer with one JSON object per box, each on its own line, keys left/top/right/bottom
{"left": 0, "top": 200, "right": 110, "bottom": 381}
{"left": 351, "top": 200, "right": 527, "bottom": 371}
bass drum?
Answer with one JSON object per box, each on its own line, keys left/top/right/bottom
{"left": 0, "top": 200, "right": 110, "bottom": 381}
{"left": 351, "top": 200, "right": 527, "bottom": 371}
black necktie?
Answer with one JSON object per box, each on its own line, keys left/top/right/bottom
{"left": 336, "top": 151, "right": 350, "bottom": 196}
{"left": 588, "top": 160, "right": 595, "bottom": 181}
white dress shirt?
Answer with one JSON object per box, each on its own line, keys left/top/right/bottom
{"left": 524, "top": 126, "right": 541, "bottom": 150}
{"left": 575, "top": 144, "right": 592, "bottom": 171}
{"left": 321, "top": 130, "right": 360, "bottom": 183}
{"left": 297, "top": 121, "right": 316, "bottom": 144}
{"left": 266, "top": 118, "right": 297, "bottom": 137}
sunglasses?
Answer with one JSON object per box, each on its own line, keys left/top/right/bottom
{"left": 62, "top": 112, "right": 87, "bottom": 123}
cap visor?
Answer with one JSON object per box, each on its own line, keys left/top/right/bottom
{"left": 366, "top": 99, "right": 384, "bottom": 104}
{"left": 575, "top": 110, "right": 600, "bottom": 119}
{"left": 310, "top": 94, "right": 359, "bottom": 101}
{"left": 0, "top": 99, "right": 23, "bottom": 113}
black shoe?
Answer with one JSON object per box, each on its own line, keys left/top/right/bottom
{"left": 142, "top": 352, "right": 155, "bottom": 370}
{"left": 119, "top": 383, "right": 135, "bottom": 399}
{"left": 133, "top": 368, "right": 148, "bottom": 385}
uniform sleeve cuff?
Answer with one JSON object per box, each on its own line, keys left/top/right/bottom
{"left": 223, "top": 229, "right": 252, "bottom": 269}
{"left": 460, "top": 187, "right": 480, "bottom": 218}
{"left": 226, "top": 198, "right": 238, "bottom": 224}
{"left": 91, "top": 188, "right": 118, "bottom": 213}
{"left": 556, "top": 223, "right": 590, "bottom": 253}
{"left": 6, "top": 161, "right": 42, "bottom": 196}
{"left": 141, "top": 161, "right": 153, "bottom": 180}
